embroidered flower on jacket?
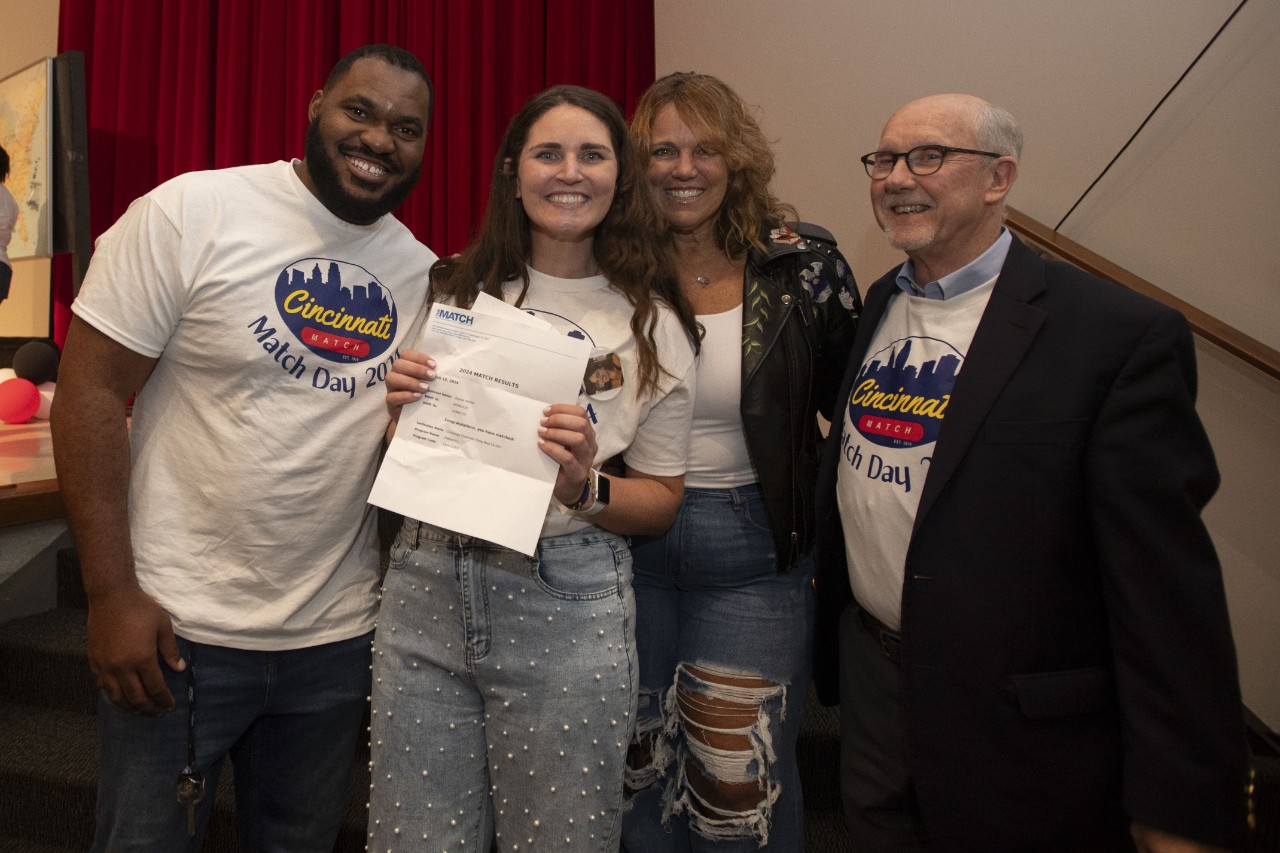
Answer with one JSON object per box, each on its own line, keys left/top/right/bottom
{"left": 769, "top": 224, "right": 804, "bottom": 246}
{"left": 799, "top": 261, "right": 832, "bottom": 303}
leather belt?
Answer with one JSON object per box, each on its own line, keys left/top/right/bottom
{"left": 857, "top": 606, "right": 903, "bottom": 666}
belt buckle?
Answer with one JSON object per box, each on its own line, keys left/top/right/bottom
{"left": 859, "top": 607, "right": 903, "bottom": 666}
{"left": 877, "top": 627, "right": 902, "bottom": 665}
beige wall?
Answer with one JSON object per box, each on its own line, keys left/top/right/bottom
{"left": 0, "top": 0, "right": 58, "bottom": 339}
{"left": 656, "top": 0, "right": 1280, "bottom": 727}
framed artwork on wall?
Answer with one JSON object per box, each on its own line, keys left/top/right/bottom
{"left": 1, "top": 57, "right": 53, "bottom": 260}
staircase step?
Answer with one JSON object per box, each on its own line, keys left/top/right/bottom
{"left": 0, "top": 607, "right": 96, "bottom": 715}
{"left": 0, "top": 702, "right": 98, "bottom": 848}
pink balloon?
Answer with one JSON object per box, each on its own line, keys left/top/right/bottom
{"left": 0, "top": 377, "right": 41, "bottom": 424}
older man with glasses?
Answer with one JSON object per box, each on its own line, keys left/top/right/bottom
{"left": 812, "top": 93, "right": 1247, "bottom": 852}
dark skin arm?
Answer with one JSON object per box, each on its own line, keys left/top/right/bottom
{"left": 49, "top": 316, "right": 183, "bottom": 715}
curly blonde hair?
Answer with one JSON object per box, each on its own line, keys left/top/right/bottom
{"left": 630, "top": 72, "right": 795, "bottom": 258}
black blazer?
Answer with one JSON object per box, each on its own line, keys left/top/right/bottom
{"left": 813, "top": 235, "right": 1246, "bottom": 851}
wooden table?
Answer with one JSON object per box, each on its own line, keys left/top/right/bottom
{"left": 0, "top": 421, "right": 63, "bottom": 527}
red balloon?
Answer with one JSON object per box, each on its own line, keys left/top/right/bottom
{"left": 0, "top": 377, "right": 41, "bottom": 424}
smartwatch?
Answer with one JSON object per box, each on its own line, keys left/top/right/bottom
{"left": 578, "top": 468, "right": 610, "bottom": 517}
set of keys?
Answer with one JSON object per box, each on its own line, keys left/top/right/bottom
{"left": 174, "top": 649, "right": 205, "bottom": 836}
{"left": 175, "top": 764, "right": 206, "bottom": 836}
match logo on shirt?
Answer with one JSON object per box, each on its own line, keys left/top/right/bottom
{"left": 273, "top": 258, "right": 398, "bottom": 363}
{"left": 848, "top": 336, "right": 959, "bottom": 449}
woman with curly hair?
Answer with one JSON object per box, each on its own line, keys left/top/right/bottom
{"left": 368, "top": 85, "right": 700, "bottom": 852}
{"left": 623, "top": 72, "right": 862, "bottom": 851}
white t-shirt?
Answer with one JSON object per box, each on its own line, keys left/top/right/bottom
{"left": 836, "top": 279, "right": 994, "bottom": 630}
{"left": 686, "top": 305, "right": 755, "bottom": 488}
{"left": 500, "top": 267, "right": 696, "bottom": 538}
{"left": 0, "top": 183, "right": 18, "bottom": 266}
{"left": 73, "top": 161, "right": 435, "bottom": 649}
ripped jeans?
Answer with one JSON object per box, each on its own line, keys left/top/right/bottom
{"left": 622, "top": 485, "right": 814, "bottom": 852}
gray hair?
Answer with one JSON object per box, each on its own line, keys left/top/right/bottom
{"left": 973, "top": 101, "right": 1023, "bottom": 161}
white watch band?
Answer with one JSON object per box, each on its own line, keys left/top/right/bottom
{"left": 578, "top": 469, "right": 607, "bottom": 517}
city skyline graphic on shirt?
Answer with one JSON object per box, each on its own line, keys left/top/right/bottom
{"left": 849, "top": 336, "right": 960, "bottom": 449}
{"left": 274, "top": 259, "right": 397, "bottom": 363}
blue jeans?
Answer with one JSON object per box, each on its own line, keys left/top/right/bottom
{"left": 92, "top": 632, "right": 372, "bottom": 852}
{"left": 367, "top": 520, "right": 637, "bottom": 851}
{"left": 622, "top": 485, "right": 814, "bottom": 852}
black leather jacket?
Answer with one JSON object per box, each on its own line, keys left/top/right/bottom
{"left": 740, "top": 222, "right": 860, "bottom": 571}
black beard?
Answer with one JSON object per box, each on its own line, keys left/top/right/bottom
{"left": 303, "top": 118, "right": 422, "bottom": 224}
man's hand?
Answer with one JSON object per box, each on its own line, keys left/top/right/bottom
{"left": 86, "top": 585, "right": 184, "bottom": 715}
{"left": 1131, "top": 821, "right": 1229, "bottom": 853}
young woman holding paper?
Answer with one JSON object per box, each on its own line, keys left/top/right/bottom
{"left": 367, "top": 85, "right": 700, "bottom": 852}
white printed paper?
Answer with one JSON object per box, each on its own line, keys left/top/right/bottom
{"left": 368, "top": 300, "right": 591, "bottom": 555}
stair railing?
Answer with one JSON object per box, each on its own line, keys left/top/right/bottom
{"left": 1005, "top": 206, "right": 1280, "bottom": 382}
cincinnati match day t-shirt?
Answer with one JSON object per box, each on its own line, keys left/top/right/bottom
{"left": 73, "top": 161, "right": 435, "bottom": 649}
{"left": 836, "top": 278, "right": 995, "bottom": 630}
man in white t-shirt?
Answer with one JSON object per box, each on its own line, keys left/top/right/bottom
{"left": 50, "top": 44, "right": 436, "bottom": 852}
{"left": 813, "top": 94, "right": 1245, "bottom": 852}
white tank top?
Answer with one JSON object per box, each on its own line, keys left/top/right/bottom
{"left": 686, "top": 305, "right": 757, "bottom": 488}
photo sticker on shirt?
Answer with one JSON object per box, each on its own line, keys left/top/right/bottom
{"left": 849, "top": 336, "right": 959, "bottom": 449}
{"left": 583, "top": 350, "right": 624, "bottom": 401}
{"left": 274, "top": 258, "right": 399, "bottom": 363}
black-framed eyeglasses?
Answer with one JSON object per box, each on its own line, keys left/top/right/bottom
{"left": 860, "top": 145, "right": 1003, "bottom": 179}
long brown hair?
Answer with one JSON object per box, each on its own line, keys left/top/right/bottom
{"left": 430, "top": 85, "right": 698, "bottom": 395}
{"left": 630, "top": 72, "right": 796, "bottom": 259}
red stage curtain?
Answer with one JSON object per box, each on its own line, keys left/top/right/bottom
{"left": 53, "top": 0, "right": 655, "bottom": 345}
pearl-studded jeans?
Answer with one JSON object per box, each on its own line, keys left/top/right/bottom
{"left": 621, "top": 485, "right": 814, "bottom": 852}
{"left": 368, "top": 520, "right": 637, "bottom": 852}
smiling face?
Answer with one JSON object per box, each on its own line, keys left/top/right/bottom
{"left": 871, "top": 94, "right": 1016, "bottom": 283}
{"left": 298, "top": 57, "right": 432, "bottom": 225}
{"left": 585, "top": 352, "right": 623, "bottom": 394}
{"left": 645, "top": 103, "right": 729, "bottom": 238}
{"left": 515, "top": 104, "right": 619, "bottom": 252}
